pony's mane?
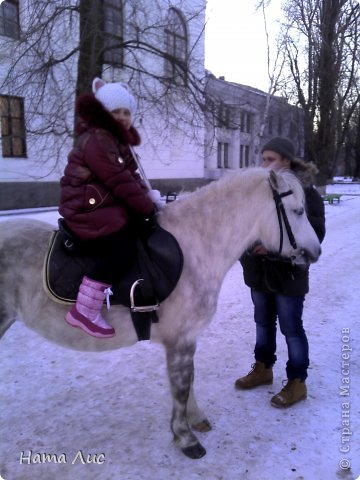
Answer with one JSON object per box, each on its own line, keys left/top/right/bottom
{"left": 158, "top": 168, "right": 270, "bottom": 230}
{"left": 278, "top": 168, "right": 305, "bottom": 202}
{"left": 160, "top": 167, "right": 304, "bottom": 228}
{"left": 174, "top": 168, "right": 270, "bottom": 207}
{"left": 205, "top": 167, "right": 304, "bottom": 202}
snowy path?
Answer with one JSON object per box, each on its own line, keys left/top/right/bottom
{"left": 0, "top": 197, "right": 359, "bottom": 480}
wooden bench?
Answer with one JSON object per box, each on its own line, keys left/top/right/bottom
{"left": 322, "top": 193, "right": 342, "bottom": 204}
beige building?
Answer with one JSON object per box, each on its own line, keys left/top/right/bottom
{"left": 0, "top": 2, "right": 305, "bottom": 209}
{"left": 0, "top": 0, "right": 206, "bottom": 209}
{"left": 204, "top": 74, "right": 304, "bottom": 180}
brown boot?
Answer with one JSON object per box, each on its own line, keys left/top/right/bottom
{"left": 234, "top": 361, "right": 273, "bottom": 390}
{"left": 271, "top": 379, "right": 307, "bottom": 408}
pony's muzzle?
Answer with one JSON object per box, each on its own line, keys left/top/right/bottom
{"left": 294, "top": 246, "right": 321, "bottom": 265}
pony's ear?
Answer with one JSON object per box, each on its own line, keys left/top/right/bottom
{"left": 92, "top": 77, "right": 106, "bottom": 93}
{"left": 269, "top": 169, "right": 279, "bottom": 190}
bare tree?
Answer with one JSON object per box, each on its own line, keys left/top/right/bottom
{"left": 253, "top": 0, "right": 289, "bottom": 155}
{"left": 204, "top": 1, "right": 292, "bottom": 158}
{"left": 1, "top": 0, "right": 207, "bottom": 176}
{"left": 351, "top": 107, "right": 360, "bottom": 178}
{"left": 281, "top": 0, "right": 360, "bottom": 186}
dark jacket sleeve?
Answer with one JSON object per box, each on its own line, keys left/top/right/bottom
{"left": 240, "top": 250, "right": 264, "bottom": 289}
{"left": 83, "top": 129, "right": 154, "bottom": 216}
{"left": 304, "top": 187, "right": 326, "bottom": 243}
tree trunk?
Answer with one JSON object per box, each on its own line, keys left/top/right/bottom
{"left": 353, "top": 111, "right": 360, "bottom": 178}
{"left": 75, "top": 0, "right": 104, "bottom": 99}
{"left": 315, "top": 0, "right": 344, "bottom": 185}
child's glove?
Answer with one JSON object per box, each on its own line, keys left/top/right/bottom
{"left": 148, "top": 189, "right": 164, "bottom": 209}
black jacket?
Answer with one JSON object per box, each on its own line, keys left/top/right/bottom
{"left": 240, "top": 160, "right": 325, "bottom": 296}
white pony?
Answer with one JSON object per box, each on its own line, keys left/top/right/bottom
{"left": 0, "top": 168, "right": 321, "bottom": 459}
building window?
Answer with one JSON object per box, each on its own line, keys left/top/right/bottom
{"left": 0, "top": 95, "right": 27, "bottom": 158}
{"left": 217, "top": 142, "right": 229, "bottom": 168}
{"left": 289, "top": 120, "right": 297, "bottom": 140}
{"left": 0, "top": 0, "right": 19, "bottom": 39}
{"left": 239, "top": 144, "right": 250, "bottom": 168}
{"left": 102, "top": 0, "right": 123, "bottom": 66}
{"left": 240, "top": 111, "right": 251, "bottom": 133}
{"left": 268, "top": 115, "right": 274, "bottom": 135}
{"left": 205, "top": 98, "right": 215, "bottom": 123}
{"left": 217, "top": 104, "right": 231, "bottom": 128}
{"left": 164, "top": 8, "right": 188, "bottom": 85}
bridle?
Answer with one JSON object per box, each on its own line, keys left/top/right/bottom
{"left": 269, "top": 183, "right": 298, "bottom": 256}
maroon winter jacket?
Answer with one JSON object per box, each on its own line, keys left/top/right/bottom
{"left": 59, "top": 93, "right": 154, "bottom": 240}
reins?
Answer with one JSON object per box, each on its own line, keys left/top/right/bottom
{"left": 270, "top": 185, "right": 298, "bottom": 256}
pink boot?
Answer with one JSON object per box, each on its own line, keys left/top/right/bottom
{"left": 65, "top": 276, "right": 115, "bottom": 338}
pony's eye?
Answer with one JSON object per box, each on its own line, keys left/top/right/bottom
{"left": 294, "top": 207, "right": 305, "bottom": 216}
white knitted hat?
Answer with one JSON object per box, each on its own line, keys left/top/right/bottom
{"left": 92, "top": 78, "right": 137, "bottom": 116}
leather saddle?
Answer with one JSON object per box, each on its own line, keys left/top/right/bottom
{"left": 44, "top": 219, "right": 184, "bottom": 340}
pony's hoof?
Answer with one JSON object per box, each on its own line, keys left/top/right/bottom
{"left": 192, "top": 419, "right": 212, "bottom": 432}
{"left": 181, "top": 443, "right": 206, "bottom": 459}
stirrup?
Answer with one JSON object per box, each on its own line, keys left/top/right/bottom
{"left": 130, "top": 279, "right": 160, "bottom": 313}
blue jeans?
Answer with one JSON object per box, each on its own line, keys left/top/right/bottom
{"left": 251, "top": 290, "right": 309, "bottom": 380}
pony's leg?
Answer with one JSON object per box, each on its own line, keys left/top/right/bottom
{"left": 187, "top": 380, "right": 212, "bottom": 432}
{"left": 0, "top": 319, "right": 15, "bottom": 340}
{"left": 165, "top": 341, "right": 206, "bottom": 459}
{"left": 0, "top": 303, "right": 16, "bottom": 340}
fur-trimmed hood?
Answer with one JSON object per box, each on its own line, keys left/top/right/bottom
{"left": 75, "top": 93, "right": 141, "bottom": 146}
{"left": 291, "top": 158, "right": 318, "bottom": 188}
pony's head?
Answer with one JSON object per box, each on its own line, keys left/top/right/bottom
{"left": 259, "top": 169, "right": 321, "bottom": 265}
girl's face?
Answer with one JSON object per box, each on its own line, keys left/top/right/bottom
{"left": 261, "top": 150, "right": 291, "bottom": 171}
{"left": 111, "top": 108, "right": 132, "bottom": 130}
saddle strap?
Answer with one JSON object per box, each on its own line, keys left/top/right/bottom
{"left": 43, "top": 230, "right": 75, "bottom": 305}
{"left": 133, "top": 239, "right": 160, "bottom": 315}
{"left": 131, "top": 310, "right": 158, "bottom": 341}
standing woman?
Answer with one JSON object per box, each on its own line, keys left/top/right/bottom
{"left": 235, "top": 137, "right": 326, "bottom": 407}
{"left": 59, "top": 78, "right": 155, "bottom": 339}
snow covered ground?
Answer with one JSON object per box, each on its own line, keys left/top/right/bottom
{"left": 0, "top": 190, "right": 359, "bottom": 480}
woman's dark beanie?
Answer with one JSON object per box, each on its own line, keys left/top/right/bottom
{"left": 261, "top": 137, "right": 295, "bottom": 162}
